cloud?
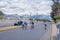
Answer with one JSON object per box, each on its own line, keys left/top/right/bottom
{"left": 0, "top": 1, "right": 7, "bottom": 8}
{"left": 0, "top": 0, "right": 53, "bottom": 15}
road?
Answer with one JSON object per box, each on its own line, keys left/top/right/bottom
{"left": 0, "top": 22, "right": 52, "bottom": 40}
{"left": 0, "top": 20, "right": 29, "bottom": 27}
{"left": 0, "top": 20, "right": 16, "bottom": 27}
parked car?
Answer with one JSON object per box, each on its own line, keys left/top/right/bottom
{"left": 56, "top": 22, "right": 60, "bottom": 40}
{"left": 56, "top": 22, "right": 60, "bottom": 28}
{"left": 14, "top": 20, "right": 23, "bottom": 26}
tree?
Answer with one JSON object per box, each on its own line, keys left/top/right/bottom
{"left": 0, "top": 11, "right": 4, "bottom": 19}
{"left": 51, "top": 0, "right": 59, "bottom": 23}
{"left": 0, "top": 11, "right": 4, "bottom": 16}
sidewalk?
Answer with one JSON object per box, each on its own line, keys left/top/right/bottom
{"left": 50, "top": 23, "right": 58, "bottom": 40}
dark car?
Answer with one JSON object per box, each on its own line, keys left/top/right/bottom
{"left": 14, "top": 20, "right": 23, "bottom": 26}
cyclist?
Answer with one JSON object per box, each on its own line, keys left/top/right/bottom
{"left": 30, "top": 21, "right": 34, "bottom": 29}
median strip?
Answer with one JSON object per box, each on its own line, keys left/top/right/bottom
{"left": 0, "top": 26, "right": 21, "bottom": 32}
{"left": 0, "top": 24, "right": 36, "bottom": 32}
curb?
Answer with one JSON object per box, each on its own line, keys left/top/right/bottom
{"left": 50, "top": 24, "right": 58, "bottom": 40}
{"left": 0, "top": 24, "right": 31, "bottom": 32}
{"left": 0, "top": 26, "right": 21, "bottom": 32}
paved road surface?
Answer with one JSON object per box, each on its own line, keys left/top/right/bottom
{"left": 0, "top": 22, "right": 52, "bottom": 40}
{"left": 0, "top": 20, "right": 16, "bottom": 27}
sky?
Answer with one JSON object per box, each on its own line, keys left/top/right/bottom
{"left": 0, "top": 0, "right": 53, "bottom": 15}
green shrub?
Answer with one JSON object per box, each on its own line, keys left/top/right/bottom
{"left": 34, "top": 18, "right": 50, "bottom": 22}
{"left": 29, "top": 18, "right": 33, "bottom": 20}
{"left": 54, "top": 16, "right": 60, "bottom": 19}
{"left": 0, "top": 15, "right": 4, "bottom": 19}
{"left": 35, "top": 19, "right": 41, "bottom": 21}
